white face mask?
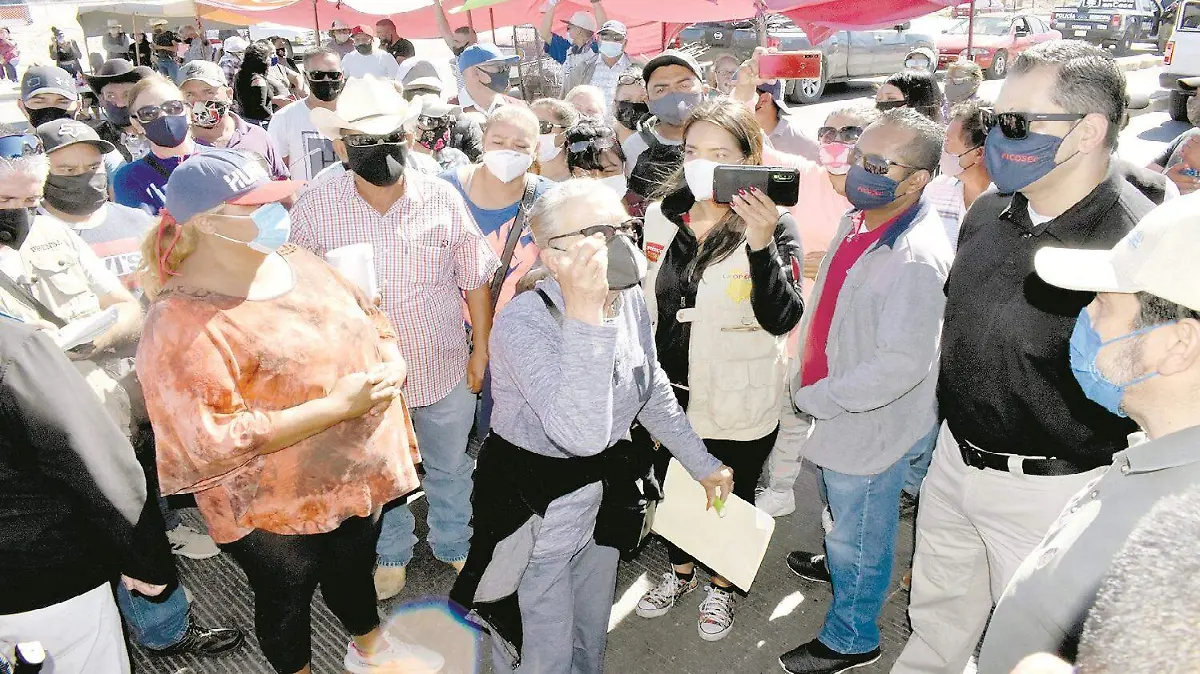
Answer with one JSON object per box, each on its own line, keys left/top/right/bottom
{"left": 683, "top": 159, "right": 719, "bottom": 202}
{"left": 939, "top": 150, "right": 965, "bottom": 178}
{"left": 598, "top": 40, "right": 625, "bottom": 59}
{"left": 482, "top": 149, "right": 534, "bottom": 183}
{"left": 599, "top": 174, "right": 627, "bottom": 196}
{"left": 537, "top": 133, "right": 561, "bottom": 164}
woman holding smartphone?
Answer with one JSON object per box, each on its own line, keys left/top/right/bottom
{"left": 634, "top": 98, "right": 804, "bottom": 641}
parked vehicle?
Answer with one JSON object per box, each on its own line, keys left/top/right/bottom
{"left": 1160, "top": 0, "right": 1200, "bottom": 119}
{"left": 951, "top": 0, "right": 1005, "bottom": 19}
{"left": 676, "top": 16, "right": 937, "bottom": 104}
{"left": 1049, "top": 0, "right": 1166, "bottom": 54}
{"left": 935, "top": 13, "right": 1062, "bottom": 78}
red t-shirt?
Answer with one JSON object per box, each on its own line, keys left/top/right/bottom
{"left": 799, "top": 212, "right": 891, "bottom": 387}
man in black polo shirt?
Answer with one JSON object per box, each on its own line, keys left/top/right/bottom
{"left": 893, "top": 40, "right": 1159, "bottom": 674}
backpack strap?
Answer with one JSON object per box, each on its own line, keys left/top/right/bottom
{"left": 0, "top": 271, "right": 65, "bottom": 328}
{"left": 489, "top": 175, "right": 539, "bottom": 309}
{"left": 534, "top": 287, "right": 562, "bottom": 324}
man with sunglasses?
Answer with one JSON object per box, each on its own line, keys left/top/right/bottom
{"left": 777, "top": 108, "right": 951, "bottom": 674}
{"left": 754, "top": 80, "right": 818, "bottom": 162}
{"left": 894, "top": 40, "right": 1161, "bottom": 674}
{"left": 177, "top": 60, "right": 288, "bottom": 179}
{"left": 457, "top": 43, "right": 522, "bottom": 118}
{"left": 267, "top": 48, "right": 345, "bottom": 181}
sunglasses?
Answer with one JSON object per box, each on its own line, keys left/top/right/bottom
{"left": 342, "top": 130, "right": 407, "bottom": 147}
{"left": 134, "top": 99, "right": 187, "bottom": 124}
{"left": 0, "top": 134, "right": 42, "bottom": 159}
{"left": 817, "top": 125, "right": 863, "bottom": 144}
{"left": 538, "top": 120, "right": 568, "bottom": 135}
{"left": 875, "top": 99, "right": 907, "bottom": 111}
{"left": 981, "top": 109, "right": 1087, "bottom": 140}
{"left": 850, "top": 147, "right": 923, "bottom": 176}
{"left": 417, "top": 114, "right": 452, "bottom": 130}
{"left": 617, "top": 74, "right": 643, "bottom": 86}
{"left": 306, "top": 70, "right": 344, "bottom": 82}
{"left": 547, "top": 218, "right": 642, "bottom": 249}
{"left": 568, "top": 136, "right": 615, "bottom": 153}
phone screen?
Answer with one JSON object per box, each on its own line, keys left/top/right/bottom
{"left": 758, "top": 52, "right": 822, "bottom": 80}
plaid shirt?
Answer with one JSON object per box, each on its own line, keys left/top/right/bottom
{"left": 924, "top": 175, "right": 968, "bottom": 252}
{"left": 289, "top": 170, "right": 500, "bottom": 407}
{"left": 587, "top": 54, "right": 631, "bottom": 115}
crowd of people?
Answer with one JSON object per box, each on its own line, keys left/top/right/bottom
{"left": 0, "top": 4, "right": 1199, "bottom": 674}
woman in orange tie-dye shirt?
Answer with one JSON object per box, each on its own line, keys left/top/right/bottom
{"left": 134, "top": 149, "right": 442, "bottom": 674}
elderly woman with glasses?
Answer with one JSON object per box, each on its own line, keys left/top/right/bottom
{"left": 451, "top": 178, "right": 733, "bottom": 674}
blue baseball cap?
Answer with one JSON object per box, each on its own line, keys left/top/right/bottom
{"left": 164, "top": 148, "right": 303, "bottom": 224}
{"left": 457, "top": 43, "right": 519, "bottom": 74}
{"left": 0, "top": 134, "right": 43, "bottom": 159}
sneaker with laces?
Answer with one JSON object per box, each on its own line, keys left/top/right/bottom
{"left": 344, "top": 633, "right": 444, "bottom": 674}
{"left": 166, "top": 524, "right": 220, "bottom": 560}
{"left": 755, "top": 487, "right": 797, "bottom": 517}
{"left": 697, "top": 585, "right": 737, "bottom": 641}
{"left": 636, "top": 572, "right": 699, "bottom": 618}
{"left": 146, "top": 622, "right": 245, "bottom": 657}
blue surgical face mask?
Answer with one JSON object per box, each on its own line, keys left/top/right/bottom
{"left": 984, "top": 123, "right": 1079, "bottom": 194}
{"left": 1069, "top": 308, "right": 1169, "bottom": 418}
{"left": 246, "top": 202, "right": 291, "bottom": 254}
{"left": 648, "top": 90, "right": 703, "bottom": 126}
{"left": 143, "top": 114, "right": 190, "bottom": 149}
{"left": 844, "top": 164, "right": 900, "bottom": 211}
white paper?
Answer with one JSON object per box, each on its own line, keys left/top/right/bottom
{"left": 52, "top": 306, "right": 120, "bottom": 351}
{"left": 326, "top": 244, "right": 378, "bottom": 300}
{"left": 651, "top": 458, "right": 775, "bottom": 591}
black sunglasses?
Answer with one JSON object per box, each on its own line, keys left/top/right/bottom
{"left": 875, "top": 99, "right": 907, "bottom": 111}
{"left": 342, "top": 130, "right": 407, "bottom": 147}
{"left": 417, "top": 114, "right": 452, "bottom": 130}
{"left": 849, "top": 147, "right": 922, "bottom": 176}
{"left": 817, "top": 125, "right": 863, "bottom": 144}
{"left": 547, "top": 218, "right": 642, "bottom": 249}
{"left": 568, "top": 135, "right": 615, "bottom": 153}
{"left": 306, "top": 70, "right": 344, "bottom": 82}
{"left": 134, "top": 99, "right": 187, "bottom": 124}
{"left": 982, "top": 110, "right": 1087, "bottom": 140}
{"left": 538, "top": 120, "right": 567, "bottom": 135}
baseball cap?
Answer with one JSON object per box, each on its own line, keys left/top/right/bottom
{"left": 21, "top": 65, "right": 77, "bottom": 102}
{"left": 402, "top": 59, "right": 443, "bottom": 93}
{"left": 165, "top": 149, "right": 303, "bottom": 225}
{"left": 597, "top": 20, "right": 627, "bottom": 38}
{"left": 310, "top": 75, "right": 412, "bottom": 140}
{"left": 456, "top": 43, "right": 519, "bottom": 74}
{"left": 0, "top": 134, "right": 43, "bottom": 160}
{"left": 643, "top": 50, "right": 702, "bottom": 83}
{"left": 331, "top": 19, "right": 350, "bottom": 30}
{"left": 149, "top": 18, "right": 168, "bottom": 27}
{"left": 222, "top": 36, "right": 248, "bottom": 54}
{"left": 177, "top": 59, "right": 226, "bottom": 88}
{"left": 1034, "top": 193, "right": 1200, "bottom": 312}
{"left": 757, "top": 80, "right": 790, "bottom": 114}
{"left": 563, "top": 10, "right": 597, "bottom": 33}
{"left": 36, "top": 119, "right": 116, "bottom": 155}
{"left": 351, "top": 25, "right": 374, "bottom": 37}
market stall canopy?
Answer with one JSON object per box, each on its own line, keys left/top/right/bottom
{"left": 79, "top": 0, "right": 253, "bottom": 34}
{"left": 772, "top": 0, "right": 957, "bottom": 44}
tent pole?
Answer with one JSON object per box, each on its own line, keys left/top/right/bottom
{"left": 466, "top": 9, "right": 476, "bottom": 34}
{"left": 312, "top": 0, "right": 321, "bottom": 47}
{"left": 489, "top": 7, "right": 496, "bottom": 41}
{"left": 967, "top": 0, "right": 977, "bottom": 62}
{"left": 661, "top": 21, "right": 667, "bottom": 51}
{"left": 133, "top": 13, "right": 140, "bottom": 65}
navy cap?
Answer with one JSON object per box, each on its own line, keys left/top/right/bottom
{"left": 21, "top": 65, "right": 77, "bottom": 102}
{"left": 642, "top": 50, "right": 702, "bottom": 84}
{"left": 164, "top": 148, "right": 303, "bottom": 224}
{"left": 457, "top": 43, "right": 519, "bottom": 74}
{"left": 756, "top": 80, "right": 790, "bottom": 113}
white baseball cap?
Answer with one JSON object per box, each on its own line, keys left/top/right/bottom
{"left": 1035, "top": 192, "right": 1200, "bottom": 312}
{"left": 331, "top": 19, "right": 350, "bottom": 30}
{"left": 222, "top": 36, "right": 248, "bottom": 54}
{"left": 311, "top": 75, "right": 412, "bottom": 140}
{"left": 564, "top": 11, "right": 597, "bottom": 33}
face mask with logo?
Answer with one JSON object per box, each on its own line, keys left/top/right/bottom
{"left": 417, "top": 124, "right": 451, "bottom": 152}
{"left": 614, "top": 100, "right": 649, "bottom": 130}
{"left": 984, "top": 124, "right": 1078, "bottom": 194}
{"left": 143, "top": 114, "right": 190, "bottom": 148}
{"left": 191, "top": 100, "right": 229, "bottom": 129}
{"left": 308, "top": 78, "right": 344, "bottom": 102}
{"left": 355, "top": 42, "right": 373, "bottom": 55}
{"left": 345, "top": 142, "right": 407, "bottom": 187}
{"left": 819, "top": 142, "right": 853, "bottom": 176}
{"left": 944, "top": 81, "right": 978, "bottom": 103}
{"left": 104, "top": 102, "right": 131, "bottom": 128}
{"left": 649, "top": 90, "right": 703, "bottom": 127}
{"left": 484, "top": 69, "right": 511, "bottom": 94}
{"left": 45, "top": 170, "right": 108, "bottom": 216}
{"left": 683, "top": 158, "right": 719, "bottom": 201}
{"left": 599, "top": 174, "right": 627, "bottom": 197}
{"left": 598, "top": 40, "right": 624, "bottom": 59}
{"left": 27, "top": 106, "right": 73, "bottom": 128}
{"left": 607, "top": 233, "right": 647, "bottom": 290}
{"left": 537, "top": 133, "right": 561, "bottom": 163}
{"left": 482, "top": 149, "right": 533, "bottom": 183}
{"left": 1069, "top": 308, "right": 1169, "bottom": 418}
{"left": 0, "top": 207, "right": 32, "bottom": 249}
{"left": 845, "top": 163, "right": 900, "bottom": 211}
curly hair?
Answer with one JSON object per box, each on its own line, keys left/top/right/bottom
{"left": 564, "top": 118, "right": 626, "bottom": 173}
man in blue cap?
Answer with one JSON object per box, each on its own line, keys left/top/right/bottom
{"left": 457, "top": 43, "right": 523, "bottom": 118}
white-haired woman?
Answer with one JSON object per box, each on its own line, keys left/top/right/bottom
{"left": 451, "top": 178, "right": 733, "bottom": 674}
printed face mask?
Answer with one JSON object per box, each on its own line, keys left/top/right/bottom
{"left": 984, "top": 122, "right": 1079, "bottom": 194}
{"left": 190, "top": 100, "right": 229, "bottom": 129}
{"left": 844, "top": 163, "right": 901, "bottom": 211}
{"left": 819, "top": 141, "right": 853, "bottom": 175}
{"left": 417, "top": 124, "right": 451, "bottom": 152}
{"left": 614, "top": 100, "right": 649, "bottom": 130}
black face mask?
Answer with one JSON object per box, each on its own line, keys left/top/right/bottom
{"left": 308, "top": 79, "right": 344, "bottom": 102}
{"left": 44, "top": 170, "right": 108, "bottom": 216}
{"left": 484, "top": 70, "right": 510, "bottom": 94}
{"left": 355, "top": 43, "right": 373, "bottom": 55}
{"left": 614, "top": 100, "right": 649, "bottom": 130}
{"left": 345, "top": 142, "right": 407, "bottom": 187}
{"left": 27, "top": 106, "right": 73, "bottom": 128}
{"left": 0, "top": 208, "right": 32, "bottom": 249}
{"left": 103, "top": 102, "right": 131, "bottom": 127}
{"left": 184, "top": 37, "right": 193, "bottom": 44}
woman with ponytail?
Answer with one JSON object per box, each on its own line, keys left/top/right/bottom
{"left": 136, "top": 148, "right": 441, "bottom": 674}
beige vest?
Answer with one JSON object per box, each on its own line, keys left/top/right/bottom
{"left": 642, "top": 203, "right": 787, "bottom": 441}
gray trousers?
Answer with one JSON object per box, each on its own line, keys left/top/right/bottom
{"left": 765, "top": 394, "right": 814, "bottom": 492}
{"left": 491, "top": 538, "right": 620, "bottom": 674}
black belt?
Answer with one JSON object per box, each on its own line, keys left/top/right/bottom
{"left": 957, "top": 440, "right": 1103, "bottom": 476}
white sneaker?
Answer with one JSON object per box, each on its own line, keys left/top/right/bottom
{"left": 344, "top": 633, "right": 444, "bottom": 674}
{"left": 697, "top": 585, "right": 737, "bottom": 641}
{"left": 755, "top": 488, "right": 796, "bottom": 517}
{"left": 166, "top": 524, "right": 220, "bottom": 560}
{"left": 636, "top": 572, "right": 699, "bottom": 618}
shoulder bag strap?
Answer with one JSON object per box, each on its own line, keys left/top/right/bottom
{"left": 489, "top": 175, "right": 539, "bottom": 309}
{"left": 0, "top": 270, "right": 65, "bottom": 327}
{"left": 533, "top": 287, "right": 562, "bottom": 324}
{"left": 142, "top": 153, "right": 175, "bottom": 180}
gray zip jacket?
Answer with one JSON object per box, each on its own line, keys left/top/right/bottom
{"left": 792, "top": 197, "right": 953, "bottom": 475}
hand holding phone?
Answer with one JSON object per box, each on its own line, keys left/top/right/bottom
{"left": 713, "top": 165, "right": 800, "bottom": 207}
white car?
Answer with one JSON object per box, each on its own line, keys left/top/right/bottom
{"left": 1162, "top": 0, "right": 1200, "bottom": 120}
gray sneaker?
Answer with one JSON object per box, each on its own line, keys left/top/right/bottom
{"left": 697, "top": 585, "right": 737, "bottom": 642}
{"left": 636, "top": 572, "right": 699, "bottom": 618}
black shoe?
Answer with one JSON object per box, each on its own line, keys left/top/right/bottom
{"left": 786, "top": 551, "right": 831, "bottom": 584}
{"left": 899, "top": 491, "right": 919, "bottom": 518}
{"left": 779, "top": 639, "right": 881, "bottom": 674}
{"left": 147, "top": 622, "right": 245, "bottom": 657}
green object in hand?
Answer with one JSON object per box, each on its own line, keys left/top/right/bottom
{"left": 712, "top": 496, "right": 727, "bottom": 518}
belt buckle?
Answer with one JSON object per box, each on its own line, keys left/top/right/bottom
{"left": 1006, "top": 455, "right": 1026, "bottom": 476}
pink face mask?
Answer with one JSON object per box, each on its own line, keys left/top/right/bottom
{"left": 819, "top": 141, "right": 853, "bottom": 175}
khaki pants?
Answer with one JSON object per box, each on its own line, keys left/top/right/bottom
{"left": 764, "top": 394, "right": 813, "bottom": 492}
{"left": 892, "top": 422, "right": 1104, "bottom": 674}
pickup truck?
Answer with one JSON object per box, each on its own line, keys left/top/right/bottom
{"left": 676, "top": 16, "right": 937, "bottom": 104}
{"left": 1049, "top": 0, "right": 1167, "bottom": 54}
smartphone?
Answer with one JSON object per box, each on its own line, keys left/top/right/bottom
{"left": 713, "top": 165, "right": 800, "bottom": 207}
{"left": 758, "top": 51, "right": 822, "bottom": 80}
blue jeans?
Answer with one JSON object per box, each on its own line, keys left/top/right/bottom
{"left": 116, "top": 583, "right": 190, "bottom": 649}
{"left": 2, "top": 60, "right": 15, "bottom": 82}
{"left": 902, "top": 423, "right": 939, "bottom": 498}
{"left": 156, "top": 56, "right": 179, "bottom": 82}
{"left": 818, "top": 452, "right": 908, "bottom": 654}
{"left": 377, "top": 378, "right": 476, "bottom": 566}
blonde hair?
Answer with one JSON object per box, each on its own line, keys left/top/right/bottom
{"left": 128, "top": 74, "right": 182, "bottom": 113}
{"left": 527, "top": 178, "right": 626, "bottom": 248}
{"left": 137, "top": 212, "right": 200, "bottom": 299}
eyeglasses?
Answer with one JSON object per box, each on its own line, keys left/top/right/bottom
{"left": 714, "top": 68, "right": 737, "bottom": 78}
{"left": 306, "top": 70, "right": 343, "bottom": 82}
{"left": 538, "top": 120, "right": 567, "bottom": 135}
{"left": 816, "top": 125, "right": 863, "bottom": 144}
{"left": 849, "top": 147, "right": 923, "bottom": 176}
{"left": 479, "top": 64, "right": 507, "bottom": 75}
{"left": 617, "top": 74, "right": 643, "bottom": 86}
{"left": 417, "top": 115, "right": 452, "bottom": 130}
{"left": 567, "top": 136, "right": 615, "bottom": 153}
{"left": 134, "top": 99, "right": 187, "bottom": 124}
{"left": 0, "top": 134, "right": 42, "bottom": 159}
{"left": 342, "top": 130, "right": 407, "bottom": 147}
{"left": 981, "top": 109, "right": 1088, "bottom": 140}
{"left": 546, "top": 218, "right": 642, "bottom": 249}
{"left": 875, "top": 99, "right": 907, "bottom": 111}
